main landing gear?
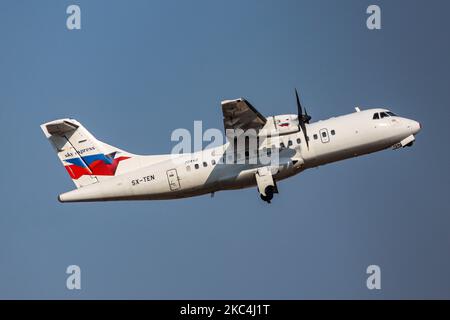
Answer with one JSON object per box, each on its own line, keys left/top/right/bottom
{"left": 255, "top": 167, "right": 278, "bottom": 204}
{"left": 260, "top": 185, "right": 275, "bottom": 203}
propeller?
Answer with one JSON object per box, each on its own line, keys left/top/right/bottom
{"left": 295, "top": 88, "right": 311, "bottom": 149}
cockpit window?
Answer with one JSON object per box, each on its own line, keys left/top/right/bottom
{"left": 380, "top": 112, "right": 389, "bottom": 118}
{"left": 373, "top": 113, "right": 379, "bottom": 120}
{"left": 386, "top": 111, "right": 396, "bottom": 117}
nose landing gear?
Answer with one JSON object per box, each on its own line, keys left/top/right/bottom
{"left": 392, "top": 134, "right": 416, "bottom": 150}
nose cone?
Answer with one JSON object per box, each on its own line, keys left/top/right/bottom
{"left": 407, "top": 119, "right": 421, "bottom": 135}
{"left": 413, "top": 121, "right": 422, "bottom": 134}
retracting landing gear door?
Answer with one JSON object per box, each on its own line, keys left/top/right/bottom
{"left": 166, "top": 169, "right": 181, "bottom": 191}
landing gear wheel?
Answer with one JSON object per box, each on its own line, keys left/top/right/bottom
{"left": 260, "top": 186, "right": 274, "bottom": 203}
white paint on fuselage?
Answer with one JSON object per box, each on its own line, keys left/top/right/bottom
{"left": 58, "top": 108, "right": 420, "bottom": 202}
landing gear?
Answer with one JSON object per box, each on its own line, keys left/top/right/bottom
{"left": 260, "top": 186, "right": 275, "bottom": 203}
{"left": 255, "top": 167, "right": 278, "bottom": 203}
{"left": 393, "top": 134, "right": 415, "bottom": 149}
{"left": 392, "top": 136, "right": 416, "bottom": 150}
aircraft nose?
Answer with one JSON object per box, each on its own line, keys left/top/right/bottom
{"left": 409, "top": 120, "right": 421, "bottom": 135}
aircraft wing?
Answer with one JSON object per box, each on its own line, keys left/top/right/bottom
{"left": 221, "top": 98, "right": 267, "bottom": 134}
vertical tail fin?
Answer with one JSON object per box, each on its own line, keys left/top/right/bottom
{"left": 41, "top": 119, "right": 131, "bottom": 188}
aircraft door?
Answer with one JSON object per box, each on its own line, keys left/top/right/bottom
{"left": 166, "top": 169, "right": 181, "bottom": 191}
{"left": 319, "top": 128, "right": 330, "bottom": 143}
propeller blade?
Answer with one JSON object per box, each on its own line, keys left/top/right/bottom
{"left": 295, "top": 88, "right": 309, "bottom": 149}
{"left": 300, "top": 121, "right": 309, "bottom": 149}
{"left": 303, "top": 106, "right": 311, "bottom": 124}
{"left": 295, "top": 88, "right": 302, "bottom": 117}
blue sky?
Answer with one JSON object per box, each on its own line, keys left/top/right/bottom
{"left": 0, "top": 0, "right": 449, "bottom": 299}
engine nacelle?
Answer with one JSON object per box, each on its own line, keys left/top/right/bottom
{"left": 257, "top": 114, "right": 300, "bottom": 138}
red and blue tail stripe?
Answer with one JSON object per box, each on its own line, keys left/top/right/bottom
{"left": 64, "top": 152, "right": 129, "bottom": 179}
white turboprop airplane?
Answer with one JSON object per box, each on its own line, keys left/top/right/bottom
{"left": 41, "top": 90, "right": 421, "bottom": 203}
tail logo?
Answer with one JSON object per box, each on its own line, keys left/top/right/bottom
{"left": 64, "top": 152, "right": 130, "bottom": 179}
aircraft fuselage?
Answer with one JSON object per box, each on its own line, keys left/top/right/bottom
{"left": 57, "top": 108, "right": 421, "bottom": 202}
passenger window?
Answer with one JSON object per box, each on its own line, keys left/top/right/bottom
{"left": 211, "top": 159, "right": 216, "bottom": 165}
{"left": 322, "top": 131, "right": 327, "bottom": 138}
{"left": 186, "top": 165, "right": 191, "bottom": 172}
{"left": 296, "top": 138, "right": 301, "bottom": 144}
{"left": 373, "top": 113, "right": 379, "bottom": 120}
{"left": 194, "top": 164, "right": 199, "bottom": 169}
{"left": 280, "top": 142, "right": 285, "bottom": 148}
{"left": 267, "top": 149, "right": 271, "bottom": 156}
{"left": 331, "top": 130, "right": 335, "bottom": 135}
{"left": 313, "top": 134, "right": 318, "bottom": 140}
{"left": 288, "top": 140, "right": 293, "bottom": 147}
{"left": 203, "top": 162, "right": 207, "bottom": 167}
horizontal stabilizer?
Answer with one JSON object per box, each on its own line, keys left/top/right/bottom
{"left": 42, "top": 119, "right": 79, "bottom": 137}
